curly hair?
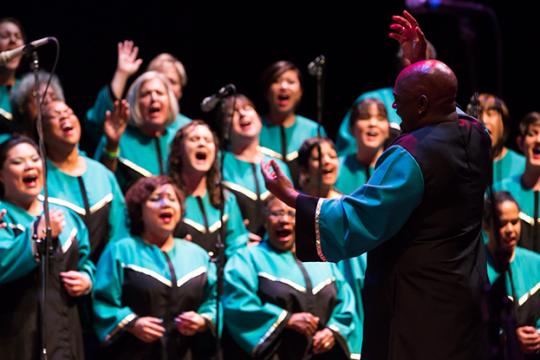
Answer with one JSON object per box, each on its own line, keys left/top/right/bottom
{"left": 168, "top": 120, "right": 222, "bottom": 209}
{"left": 125, "top": 176, "right": 185, "bottom": 236}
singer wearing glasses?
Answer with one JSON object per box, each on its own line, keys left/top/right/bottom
{"left": 0, "top": 17, "right": 25, "bottom": 131}
{"left": 259, "top": 60, "right": 326, "bottom": 186}
{"left": 217, "top": 93, "right": 291, "bottom": 243}
{"left": 222, "top": 195, "right": 358, "bottom": 359}
{"left": 93, "top": 176, "right": 217, "bottom": 360}
{"left": 168, "top": 120, "right": 249, "bottom": 260}
{"left": 94, "top": 71, "right": 179, "bottom": 193}
{"left": 0, "top": 135, "right": 94, "bottom": 360}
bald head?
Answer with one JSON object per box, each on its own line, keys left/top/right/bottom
{"left": 394, "top": 60, "right": 458, "bottom": 132}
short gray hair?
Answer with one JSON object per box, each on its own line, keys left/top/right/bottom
{"left": 126, "top": 71, "right": 178, "bottom": 128}
{"left": 10, "top": 70, "right": 65, "bottom": 111}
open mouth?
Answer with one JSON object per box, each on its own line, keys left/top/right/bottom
{"left": 61, "top": 123, "right": 74, "bottom": 134}
{"left": 533, "top": 147, "right": 540, "bottom": 155}
{"left": 276, "top": 228, "right": 292, "bottom": 239}
{"left": 22, "top": 174, "right": 38, "bottom": 186}
{"left": 195, "top": 151, "right": 208, "bottom": 161}
{"left": 159, "top": 211, "right": 174, "bottom": 223}
{"left": 149, "top": 105, "right": 162, "bottom": 115}
{"left": 277, "top": 94, "right": 290, "bottom": 106}
{"left": 322, "top": 168, "right": 335, "bottom": 175}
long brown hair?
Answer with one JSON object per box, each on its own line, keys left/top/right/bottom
{"left": 168, "top": 120, "right": 222, "bottom": 208}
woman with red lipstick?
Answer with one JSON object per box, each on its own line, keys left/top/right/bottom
{"left": 484, "top": 191, "right": 540, "bottom": 356}
{"left": 218, "top": 94, "right": 291, "bottom": 242}
{"left": 0, "top": 17, "right": 24, "bottom": 131}
{"left": 335, "top": 98, "right": 390, "bottom": 195}
{"left": 259, "top": 61, "right": 327, "bottom": 186}
{"left": 94, "top": 71, "right": 179, "bottom": 193}
{"left": 93, "top": 176, "right": 217, "bottom": 360}
{"left": 168, "top": 120, "right": 249, "bottom": 259}
{"left": 222, "top": 195, "right": 358, "bottom": 359}
{"left": 0, "top": 135, "right": 95, "bottom": 360}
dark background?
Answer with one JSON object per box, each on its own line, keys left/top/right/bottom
{"left": 3, "top": 0, "right": 536, "bottom": 151}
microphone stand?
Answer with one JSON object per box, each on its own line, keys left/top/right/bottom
{"left": 31, "top": 50, "right": 53, "bottom": 360}
{"left": 308, "top": 55, "right": 325, "bottom": 197}
{"left": 214, "top": 89, "right": 237, "bottom": 360}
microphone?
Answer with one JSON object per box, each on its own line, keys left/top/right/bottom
{"left": 308, "top": 55, "right": 325, "bottom": 77}
{"left": 200, "top": 84, "right": 236, "bottom": 112}
{"left": 0, "top": 37, "right": 56, "bottom": 66}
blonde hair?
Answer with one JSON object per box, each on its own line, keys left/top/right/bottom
{"left": 126, "top": 71, "right": 178, "bottom": 128}
{"left": 147, "top": 53, "right": 188, "bottom": 87}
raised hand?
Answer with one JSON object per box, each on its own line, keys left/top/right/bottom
{"left": 260, "top": 159, "right": 298, "bottom": 208}
{"left": 175, "top": 311, "right": 208, "bottom": 336}
{"left": 111, "top": 40, "right": 143, "bottom": 99}
{"left": 128, "top": 317, "right": 165, "bottom": 343}
{"left": 104, "top": 99, "right": 129, "bottom": 150}
{"left": 116, "top": 40, "right": 143, "bottom": 76}
{"left": 388, "top": 10, "right": 428, "bottom": 66}
{"left": 312, "top": 327, "right": 335, "bottom": 354}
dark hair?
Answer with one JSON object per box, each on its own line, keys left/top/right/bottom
{"left": 260, "top": 60, "right": 302, "bottom": 111}
{"left": 0, "top": 17, "right": 26, "bottom": 43}
{"left": 168, "top": 120, "right": 222, "bottom": 208}
{"left": 349, "top": 98, "right": 388, "bottom": 133}
{"left": 215, "top": 94, "right": 257, "bottom": 140}
{"left": 0, "top": 135, "right": 40, "bottom": 198}
{"left": 467, "top": 93, "right": 510, "bottom": 141}
{"left": 519, "top": 112, "right": 540, "bottom": 137}
{"left": 483, "top": 191, "right": 520, "bottom": 227}
{"left": 297, "top": 137, "right": 336, "bottom": 172}
{"left": 125, "top": 176, "right": 185, "bottom": 236}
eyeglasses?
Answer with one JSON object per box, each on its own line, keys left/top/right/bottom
{"left": 268, "top": 210, "right": 296, "bottom": 219}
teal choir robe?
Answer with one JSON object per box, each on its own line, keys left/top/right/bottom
{"left": 175, "top": 190, "right": 249, "bottom": 260}
{"left": 333, "top": 152, "right": 373, "bottom": 354}
{"left": 222, "top": 151, "right": 291, "bottom": 239}
{"left": 93, "top": 236, "right": 217, "bottom": 359}
{"left": 45, "top": 156, "right": 129, "bottom": 262}
{"left": 94, "top": 122, "right": 180, "bottom": 193}
{"left": 494, "top": 175, "right": 540, "bottom": 253}
{"left": 85, "top": 85, "right": 191, "bottom": 148}
{"left": 492, "top": 148, "right": 525, "bottom": 185}
{"left": 487, "top": 247, "right": 540, "bottom": 332}
{"left": 0, "top": 81, "right": 19, "bottom": 131}
{"left": 222, "top": 241, "right": 358, "bottom": 359}
{"left": 335, "top": 153, "right": 374, "bottom": 196}
{"left": 0, "top": 200, "right": 94, "bottom": 360}
{"left": 259, "top": 115, "right": 325, "bottom": 186}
